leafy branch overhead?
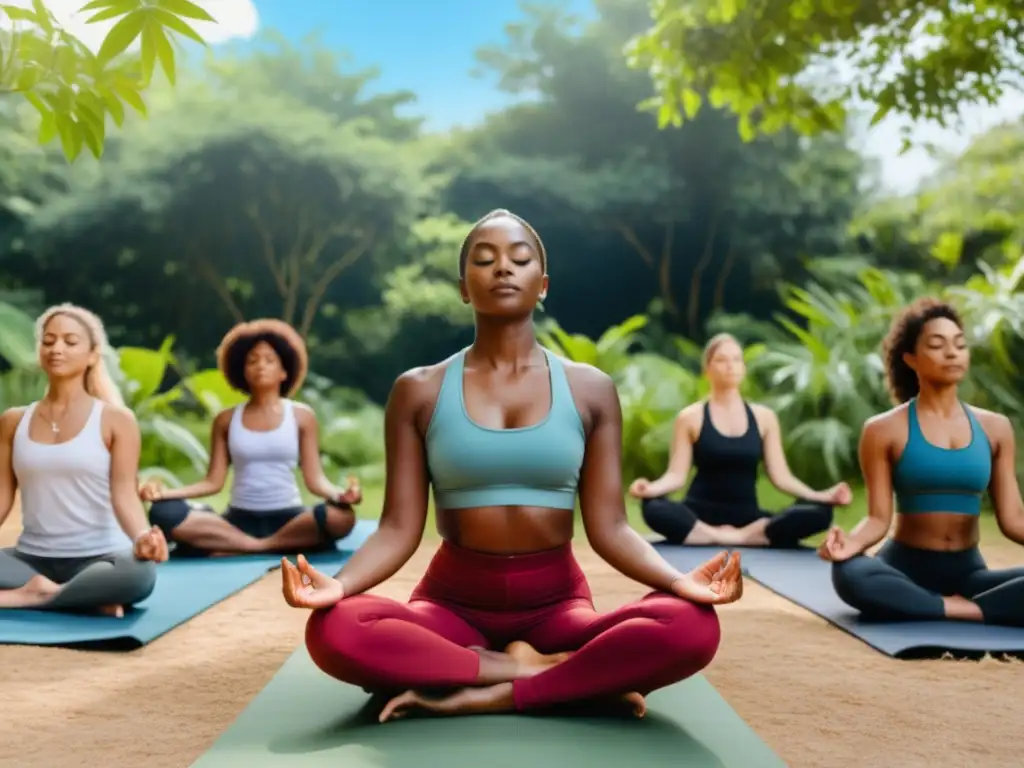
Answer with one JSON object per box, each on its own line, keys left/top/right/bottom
{"left": 0, "top": 0, "right": 215, "bottom": 161}
{"left": 625, "top": 0, "right": 1024, "bottom": 143}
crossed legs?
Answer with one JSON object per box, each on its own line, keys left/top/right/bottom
{"left": 149, "top": 498, "right": 355, "bottom": 557}
{"left": 305, "top": 590, "right": 720, "bottom": 721}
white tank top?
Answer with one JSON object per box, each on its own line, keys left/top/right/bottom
{"left": 228, "top": 399, "right": 303, "bottom": 512}
{"left": 13, "top": 400, "right": 131, "bottom": 558}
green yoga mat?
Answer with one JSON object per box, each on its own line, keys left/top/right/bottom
{"left": 191, "top": 649, "right": 786, "bottom": 768}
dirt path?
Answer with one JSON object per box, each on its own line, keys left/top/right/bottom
{"left": 2, "top": 513, "right": 1023, "bottom": 768}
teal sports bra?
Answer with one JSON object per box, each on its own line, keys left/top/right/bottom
{"left": 425, "top": 348, "right": 586, "bottom": 511}
{"left": 892, "top": 399, "right": 991, "bottom": 516}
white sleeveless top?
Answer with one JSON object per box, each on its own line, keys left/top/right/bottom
{"left": 13, "top": 400, "right": 131, "bottom": 558}
{"left": 227, "top": 399, "right": 303, "bottom": 512}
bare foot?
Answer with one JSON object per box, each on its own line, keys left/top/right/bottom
{"left": 0, "top": 575, "right": 60, "bottom": 609}
{"left": 622, "top": 691, "right": 646, "bottom": 718}
{"left": 379, "top": 682, "right": 515, "bottom": 723}
{"left": 504, "top": 640, "right": 571, "bottom": 671}
{"left": 943, "top": 594, "right": 984, "bottom": 621}
{"left": 734, "top": 518, "right": 770, "bottom": 547}
{"left": 96, "top": 604, "right": 125, "bottom": 618}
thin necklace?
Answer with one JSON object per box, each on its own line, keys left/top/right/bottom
{"left": 41, "top": 402, "right": 69, "bottom": 435}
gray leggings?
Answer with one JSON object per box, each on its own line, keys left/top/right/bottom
{"left": 0, "top": 547, "right": 156, "bottom": 611}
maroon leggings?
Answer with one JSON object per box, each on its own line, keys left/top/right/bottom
{"left": 305, "top": 541, "right": 721, "bottom": 711}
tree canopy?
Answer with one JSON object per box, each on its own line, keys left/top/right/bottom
{"left": 626, "top": 0, "right": 1024, "bottom": 143}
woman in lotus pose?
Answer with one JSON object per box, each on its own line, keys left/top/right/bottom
{"left": 0, "top": 303, "right": 167, "bottom": 616}
{"left": 629, "top": 333, "right": 850, "bottom": 548}
{"left": 821, "top": 298, "right": 1024, "bottom": 626}
{"left": 279, "top": 209, "right": 742, "bottom": 722}
{"left": 143, "top": 319, "right": 360, "bottom": 558}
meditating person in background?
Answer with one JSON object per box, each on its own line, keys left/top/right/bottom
{"left": 278, "top": 209, "right": 742, "bottom": 723}
{"left": 629, "top": 333, "right": 850, "bottom": 548}
{"left": 142, "top": 319, "right": 360, "bottom": 558}
{"left": 821, "top": 298, "right": 1024, "bottom": 627}
{"left": 0, "top": 303, "right": 167, "bottom": 616}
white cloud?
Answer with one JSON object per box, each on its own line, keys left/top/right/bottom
{"left": 2, "top": 0, "right": 259, "bottom": 50}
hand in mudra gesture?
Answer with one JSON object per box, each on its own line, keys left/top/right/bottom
{"left": 134, "top": 526, "right": 169, "bottom": 562}
{"left": 281, "top": 554, "right": 344, "bottom": 609}
{"left": 673, "top": 551, "right": 743, "bottom": 605}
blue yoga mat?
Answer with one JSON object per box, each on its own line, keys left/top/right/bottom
{"left": 0, "top": 519, "right": 378, "bottom": 651}
{"left": 654, "top": 541, "right": 1024, "bottom": 659}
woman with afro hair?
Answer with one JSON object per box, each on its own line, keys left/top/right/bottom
{"left": 142, "top": 319, "right": 360, "bottom": 557}
{"left": 820, "top": 297, "right": 1024, "bottom": 627}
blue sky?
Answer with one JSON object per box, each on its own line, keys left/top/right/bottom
{"left": 244, "top": 0, "right": 595, "bottom": 131}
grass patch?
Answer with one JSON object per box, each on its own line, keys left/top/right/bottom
{"left": 189, "top": 473, "right": 1006, "bottom": 544}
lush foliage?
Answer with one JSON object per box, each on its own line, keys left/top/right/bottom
{"left": 627, "top": 0, "right": 1024, "bottom": 143}
{"left": 1, "top": 0, "right": 214, "bottom": 160}
{"left": 0, "top": 0, "right": 1022, "bottom": 505}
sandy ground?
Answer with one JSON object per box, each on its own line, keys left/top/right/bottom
{"left": 2, "top": 508, "right": 1024, "bottom": 768}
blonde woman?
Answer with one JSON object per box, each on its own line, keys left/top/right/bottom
{"left": 0, "top": 303, "right": 167, "bottom": 617}
{"left": 630, "top": 333, "right": 851, "bottom": 548}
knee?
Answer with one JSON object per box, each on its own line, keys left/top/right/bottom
{"left": 304, "top": 597, "right": 375, "bottom": 681}
{"left": 810, "top": 503, "right": 834, "bottom": 528}
{"left": 148, "top": 499, "right": 191, "bottom": 539}
{"left": 831, "top": 557, "right": 869, "bottom": 608}
{"left": 117, "top": 557, "right": 157, "bottom": 605}
{"left": 653, "top": 598, "right": 722, "bottom": 673}
{"left": 314, "top": 502, "right": 356, "bottom": 543}
{"left": 640, "top": 498, "right": 671, "bottom": 530}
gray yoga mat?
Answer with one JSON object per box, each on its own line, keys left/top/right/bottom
{"left": 191, "top": 648, "right": 787, "bottom": 768}
{"left": 655, "top": 542, "right": 1024, "bottom": 659}
{"left": 0, "top": 520, "right": 377, "bottom": 650}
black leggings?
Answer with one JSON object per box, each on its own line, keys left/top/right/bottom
{"left": 641, "top": 496, "right": 833, "bottom": 548}
{"left": 832, "top": 540, "right": 1024, "bottom": 626}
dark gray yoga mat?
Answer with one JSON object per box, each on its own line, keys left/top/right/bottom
{"left": 191, "top": 648, "right": 787, "bottom": 768}
{"left": 0, "top": 520, "right": 377, "bottom": 650}
{"left": 655, "top": 542, "right": 1024, "bottom": 659}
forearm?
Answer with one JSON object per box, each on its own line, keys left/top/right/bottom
{"left": 589, "top": 521, "right": 682, "bottom": 593}
{"left": 846, "top": 516, "right": 889, "bottom": 553}
{"left": 113, "top": 495, "right": 152, "bottom": 542}
{"left": 305, "top": 473, "right": 341, "bottom": 502}
{"left": 774, "top": 473, "right": 823, "bottom": 502}
{"left": 160, "top": 478, "right": 223, "bottom": 500}
{"left": 997, "top": 511, "right": 1024, "bottom": 546}
{"left": 334, "top": 526, "right": 419, "bottom": 596}
{"left": 646, "top": 471, "right": 687, "bottom": 497}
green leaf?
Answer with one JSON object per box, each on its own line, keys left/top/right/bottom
{"left": 181, "top": 369, "right": 248, "bottom": 414}
{"left": 79, "top": 0, "right": 139, "bottom": 11}
{"left": 96, "top": 9, "right": 147, "bottom": 66}
{"left": 0, "top": 301, "right": 39, "bottom": 368}
{"left": 153, "top": 7, "right": 206, "bottom": 44}
{"left": 86, "top": 6, "right": 133, "bottom": 24}
{"left": 112, "top": 80, "right": 147, "bottom": 115}
{"left": 37, "top": 111, "right": 57, "bottom": 144}
{"left": 142, "top": 415, "right": 209, "bottom": 474}
{"left": 681, "top": 88, "right": 702, "bottom": 119}
{"left": 1, "top": 5, "right": 38, "bottom": 22}
{"left": 147, "top": 21, "right": 176, "bottom": 84}
{"left": 737, "top": 113, "right": 755, "bottom": 142}
{"left": 118, "top": 336, "right": 175, "bottom": 404}
{"left": 157, "top": 0, "right": 216, "bottom": 22}
{"left": 54, "top": 113, "right": 83, "bottom": 161}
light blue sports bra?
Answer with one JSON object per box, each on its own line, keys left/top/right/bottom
{"left": 425, "top": 348, "right": 586, "bottom": 511}
{"left": 892, "top": 398, "right": 992, "bottom": 516}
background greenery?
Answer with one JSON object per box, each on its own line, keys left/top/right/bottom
{"left": 2, "top": 0, "right": 1022, "bottom": 541}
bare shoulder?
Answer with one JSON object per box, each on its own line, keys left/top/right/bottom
{"left": 389, "top": 355, "right": 461, "bottom": 425}
{"left": 101, "top": 402, "right": 140, "bottom": 433}
{"left": 560, "top": 357, "right": 617, "bottom": 403}
{"left": 291, "top": 400, "right": 318, "bottom": 426}
{"left": 212, "top": 407, "right": 234, "bottom": 429}
{"left": 861, "top": 404, "right": 908, "bottom": 442}
{"left": 747, "top": 401, "right": 779, "bottom": 429}
{"left": 966, "top": 405, "right": 1013, "bottom": 442}
{"left": 0, "top": 407, "right": 27, "bottom": 440}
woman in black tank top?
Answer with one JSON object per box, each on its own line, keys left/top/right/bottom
{"left": 629, "top": 334, "right": 852, "bottom": 548}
